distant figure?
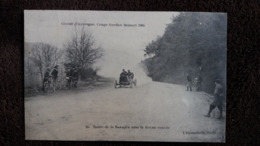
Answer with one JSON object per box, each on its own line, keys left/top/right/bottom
{"left": 51, "top": 65, "right": 59, "bottom": 91}
{"left": 66, "top": 68, "right": 72, "bottom": 89}
{"left": 186, "top": 73, "right": 192, "bottom": 91}
{"left": 72, "top": 67, "right": 79, "bottom": 87}
{"left": 120, "top": 69, "right": 127, "bottom": 83}
{"left": 43, "top": 68, "right": 51, "bottom": 91}
{"left": 196, "top": 74, "right": 203, "bottom": 91}
{"left": 120, "top": 69, "right": 127, "bottom": 76}
{"left": 204, "top": 79, "right": 224, "bottom": 119}
{"left": 127, "top": 69, "right": 134, "bottom": 81}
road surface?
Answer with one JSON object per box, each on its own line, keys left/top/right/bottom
{"left": 25, "top": 78, "right": 225, "bottom": 142}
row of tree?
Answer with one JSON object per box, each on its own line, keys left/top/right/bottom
{"left": 24, "top": 27, "right": 103, "bottom": 93}
{"left": 143, "top": 12, "right": 227, "bottom": 93}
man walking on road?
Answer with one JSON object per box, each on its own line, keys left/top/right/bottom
{"left": 204, "top": 79, "right": 224, "bottom": 119}
{"left": 186, "top": 73, "right": 192, "bottom": 91}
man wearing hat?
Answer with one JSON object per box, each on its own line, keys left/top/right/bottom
{"left": 43, "top": 68, "right": 51, "bottom": 91}
{"left": 120, "top": 69, "right": 127, "bottom": 83}
{"left": 186, "top": 73, "right": 192, "bottom": 91}
{"left": 204, "top": 79, "right": 224, "bottom": 119}
{"left": 51, "top": 65, "right": 59, "bottom": 91}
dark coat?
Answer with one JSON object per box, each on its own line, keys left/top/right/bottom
{"left": 187, "top": 75, "right": 192, "bottom": 82}
{"left": 73, "top": 70, "right": 79, "bottom": 78}
{"left": 44, "top": 71, "right": 50, "bottom": 78}
{"left": 120, "top": 71, "right": 127, "bottom": 77}
{"left": 212, "top": 83, "right": 224, "bottom": 106}
{"left": 66, "top": 69, "right": 72, "bottom": 77}
{"left": 51, "top": 68, "right": 58, "bottom": 78}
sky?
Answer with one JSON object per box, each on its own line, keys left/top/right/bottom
{"left": 24, "top": 10, "right": 179, "bottom": 77}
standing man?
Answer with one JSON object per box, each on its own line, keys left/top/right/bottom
{"left": 43, "top": 68, "right": 51, "bottom": 91}
{"left": 204, "top": 79, "right": 224, "bottom": 119}
{"left": 72, "top": 67, "right": 79, "bottom": 87}
{"left": 51, "top": 65, "right": 59, "bottom": 92}
{"left": 186, "top": 73, "right": 192, "bottom": 91}
{"left": 66, "top": 68, "right": 72, "bottom": 89}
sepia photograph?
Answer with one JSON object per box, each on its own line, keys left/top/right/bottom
{"left": 24, "top": 10, "right": 227, "bottom": 142}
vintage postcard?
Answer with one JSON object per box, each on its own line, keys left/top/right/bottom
{"left": 24, "top": 10, "right": 226, "bottom": 142}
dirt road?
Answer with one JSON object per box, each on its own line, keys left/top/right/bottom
{"left": 25, "top": 78, "right": 225, "bottom": 142}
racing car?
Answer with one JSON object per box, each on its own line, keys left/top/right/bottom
{"left": 114, "top": 75, "right": 137, "bottom": 88}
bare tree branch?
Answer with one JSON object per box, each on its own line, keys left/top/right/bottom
{"left": 65, "top": 28, "right": 103, "bottom": 69}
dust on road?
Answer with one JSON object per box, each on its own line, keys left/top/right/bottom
{"left": 25, "top": 77, "right": 225, "bottom": 142}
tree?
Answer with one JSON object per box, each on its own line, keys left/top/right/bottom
{"left": 29, "top": 42, "right": 62, "bottom": 89}
{"left": 64, "top": 27, "right": 103, "bottom": 69}
{"left": 143, "top": 12, "right": 227, "bottom": 93}
{"left": 144, "top": 36, "right": 161, "bottom": 57}
{"left": 24, "top": 57, "right": 35, "bottom": 87}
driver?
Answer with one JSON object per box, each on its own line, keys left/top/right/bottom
{"left": 127, "top": 70, "right": 134, "bottom": 81}
{"left": 120, "top": 69, "right": 127, "bottom": 76}
{"left": 120, "top": 69, "right": 127, "bottom": 82}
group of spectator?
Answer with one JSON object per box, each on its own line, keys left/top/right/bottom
{"left": 186, "top": 73, "right": 225, "bottom": 119}
{"left": 65, "top": 67, "right": 79, "bottom": 88}
{"left": 43, "top": 65, "right": 80, "bottom": 91}
{"left": 186, "top": 73, "right": 203, "bottom": 91}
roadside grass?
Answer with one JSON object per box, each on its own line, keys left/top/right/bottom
{"left": 24, "top": 77, "right": 114, "bottom": 98}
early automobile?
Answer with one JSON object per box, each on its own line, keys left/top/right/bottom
{"left": 114, "top": 74, "right": 137, "bottom": 88}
